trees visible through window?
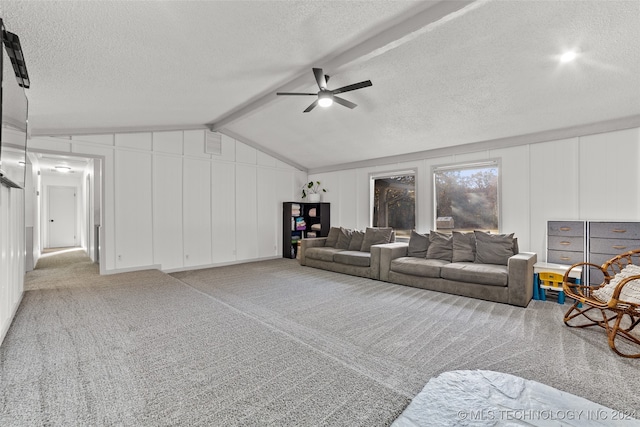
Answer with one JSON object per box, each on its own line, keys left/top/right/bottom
{"left": 372, "top": 173, "right": 415, "bottom": 239}
{"left": 433, "top": 161, "right": 499, "bottom": 233}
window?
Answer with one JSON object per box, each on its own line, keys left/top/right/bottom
{"left": 433, "top": 161, "right": 500, "bottom": 233}
{"left": 371, "top": 172, "right": 415, "bottom": 239}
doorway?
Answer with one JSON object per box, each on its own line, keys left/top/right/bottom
{"left": 47, "top": 185, "right": 77, "bottom": 248}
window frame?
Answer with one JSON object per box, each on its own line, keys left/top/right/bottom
{"left": 431, "top": 159, "right": 502, "bottom": 233}
{"left": 369, "top": 169, "right": 417, "bottom": 240}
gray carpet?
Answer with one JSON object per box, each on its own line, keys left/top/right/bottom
{"left": 1, "top": 252, "right": 637, "bottom": 426}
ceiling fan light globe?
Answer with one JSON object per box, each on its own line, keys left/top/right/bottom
{"left": 318, "top": 91, "right": 334, "bottom": 108}
{"left": 318, "top": 97, "right": 333, "bottom": 108}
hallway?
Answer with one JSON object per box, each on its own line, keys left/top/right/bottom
{"left": 26, "top": 248, "right": 98, "bottom": 291}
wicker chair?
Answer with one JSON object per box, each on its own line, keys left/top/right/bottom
{"left": 562, "top": 249, "right": 640, "bottom": 358}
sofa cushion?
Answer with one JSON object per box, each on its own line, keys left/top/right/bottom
{"left": 408, "top": 230, "right": 429, "bottom": 258}
{"left": 305, "top": 247, "right": 344, "bottom": 262}
{"left": 360, "top": 227, "right": 393, "bottom": 252}
{"left": 426, "top": 231, "right": 453, "bottom": 262}
{"left": 348, "top": 230, "right": 365, "bottom": 251}
{"left": 335, "top": 227, "right": 353, "bottom": 249}
{"left": 325, "top": 227, "right": 341, "bottom": 247}
{"left": 452, "top": 231, "right": 476, "bottom": 262}
{"left": 391, "top": 257, "right": 448, "bottom": 278}
{"left": 334, "top": 251, "right": 371, "bottom": 267}
{"left": 441, "top": 262, "right": 508, "bottom": 287}
{"left": 474, "top": 231, "right": 515, "bottom": 265}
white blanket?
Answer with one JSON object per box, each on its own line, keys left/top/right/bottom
{"left": 393, "top": 370, "right": 639, "bottom": 426}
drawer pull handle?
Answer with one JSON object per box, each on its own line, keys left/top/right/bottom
{"left": 559, "top": 227, "right": 571, "bottom": 231}
{"left": 612, "top": 229, "right": 626, "bottom": 233}
{"left": 560, "top": 256, "right": 571, "bottom": 261}
{"left": 560, "top": 241, "right": 571, "bottom": 245}
{"left": 612, "top": 245, "right": 627, "bottom": 250}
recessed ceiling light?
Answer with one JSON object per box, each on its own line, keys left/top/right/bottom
{"left": 560, "top": 50, "right": 578, "bottom": 63}
{"left": 55, "top": 165, "right": 71, "bottom": 172}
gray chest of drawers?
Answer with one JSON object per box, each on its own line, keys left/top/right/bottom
{"left": 588, "top": 221, "right": 640, "bottom": 285}
{"left": 546, "top": 220, "right": 640, "bottom": 286}
{"left": 547, "top": 221, "right": 586, "bottom": 266}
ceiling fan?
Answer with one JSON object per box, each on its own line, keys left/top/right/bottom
{"left": 277, "top": 68, "right": 372, "bottom": 113}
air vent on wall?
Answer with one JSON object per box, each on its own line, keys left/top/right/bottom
{"left": 205, "top": 131, "right": 222, "bottom": 155}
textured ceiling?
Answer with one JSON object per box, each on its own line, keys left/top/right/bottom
{"left": 1, "top": 0, "right": 639, "bottom": 171}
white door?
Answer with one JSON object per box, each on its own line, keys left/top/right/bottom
{"left": 48, "top": 186, "right": 77, "bottom": 248}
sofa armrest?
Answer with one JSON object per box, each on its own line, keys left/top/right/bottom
{"left": 377, "top": 243, "right": 409, "bottom": 282}
{"left": 299, "top": 238, "right": 327, "bottom": 265}
{"left": 507, "top": 251, "right": 537, "bottom": 307}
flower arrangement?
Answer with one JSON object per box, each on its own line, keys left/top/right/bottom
{"left": 301, "top": 181, "right": 327, "bottom": 199}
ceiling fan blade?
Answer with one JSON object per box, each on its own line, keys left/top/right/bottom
{"left": 333, "top": 96, "right": 357, "bottom": 109}
{"left": 303, "top": 99, "right": 319, "bottom": 113}
{"left": 313, "top": 68, "right": 327, "bottom": 90}
{"left": 325, "top": 74, "right": 330, "bottom": 84}
{"left": 276, "top": 92, "right": 317, "bottom": 96}
{"left": 332, "top": 80, "right": 372, "bottom": 95}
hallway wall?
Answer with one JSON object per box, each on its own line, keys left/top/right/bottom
{"left": 0, "top": 186, "right": 24, "bottom": 344}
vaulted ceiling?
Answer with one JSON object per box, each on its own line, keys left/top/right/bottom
{"left": 1, "top": 0, "right": 639, "bottom": 171}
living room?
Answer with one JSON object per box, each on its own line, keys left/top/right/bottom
{"left": 0, "top": 1, "right": 639, "bottom": 425}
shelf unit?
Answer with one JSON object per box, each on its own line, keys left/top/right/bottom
{"left": 282, "top": 202, "right": 330, "bottom": 259}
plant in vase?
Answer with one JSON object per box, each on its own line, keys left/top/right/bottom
{"left": 302, "top": 181, "right": 326, "bottom": 202}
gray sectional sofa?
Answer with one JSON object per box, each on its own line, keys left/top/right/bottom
{"left": 299, "top": 228, "right": 537, "bottom": 307}
{"left": 300, "top": 227, "right": 394, "bottom": 280}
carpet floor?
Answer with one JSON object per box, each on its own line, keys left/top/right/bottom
{"left": 1, "top": 251, "right": 637, "bottom": 425}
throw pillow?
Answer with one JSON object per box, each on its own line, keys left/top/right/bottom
{"left": 360, "top": 227, "right": 393, "bottom": 252}
{"left": 426, "top": 231, "right": 453, "bottom": 262}
{"left": 452, "top": 231, "right": 476, "bottom": 262}
{"left": 348, "top": 230, "right": 365, "bottom": 251}
{"left": 593, "top": 264, "right": 640, "bottom": 304}
{"left": 407, "top": 230, "right": 429, "bottom": 258}
{"left": 325, "top": 227, "right": 340, "bottom": 247}
{"left": 474, "top": 230, "right": 515, "bottom": 265}
{"left": 335, "top": 227, "right": 353, "bottom": 250}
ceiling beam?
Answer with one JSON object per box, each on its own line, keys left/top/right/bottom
{"left": 208, "top": 0, "right": 477, "bottom": 132}
{"left": 31, "top": 124, "right": 208, "bottom": 138}
{"left": 218, "top": 129, "right": 307, "bottom": 171}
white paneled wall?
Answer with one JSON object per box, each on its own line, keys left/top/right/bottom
{"left": 114, "top": 149, "right": 154, "bottom": 269}
{"left": 183, "top": 158, "right": 213, "bottom": 267}
{"left": 579, "top": 130, "right": 640, "bottom": 218}
{"left": 211, "top": 162, "right": 236, "bottom": 262}
{"left": 235, "top": 164, "right": 258, "bottom": 261}
{"left": 25, "top": 126, "right": 638, "bottom": 275}
{"left": 0, "top": 186, "right": 24, "bottom": 344}
{"left": 28, "top": 130, "right": 300, "bottom": 274}
{"left": 310, "top": 127, "right": 640, "bottom": 262}
{"left": 257, "top": 168, "right": 277, "bottom": 258}
{"left": 153, "top": 154, "right": 183, "bottom": 270}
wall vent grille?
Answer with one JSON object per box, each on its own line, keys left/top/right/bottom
{"left": 205, "top": 131, "right": 222, "bottom": 155}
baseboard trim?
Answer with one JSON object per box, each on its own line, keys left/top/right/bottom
{"left": 0, "top": 291, "right": 24, "bottom": 347}
{"left": 161, "top": 256, "right": 283, "bottom": 274}
{"left": 102, "top": 264, "right": 163, "bottom": 275}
